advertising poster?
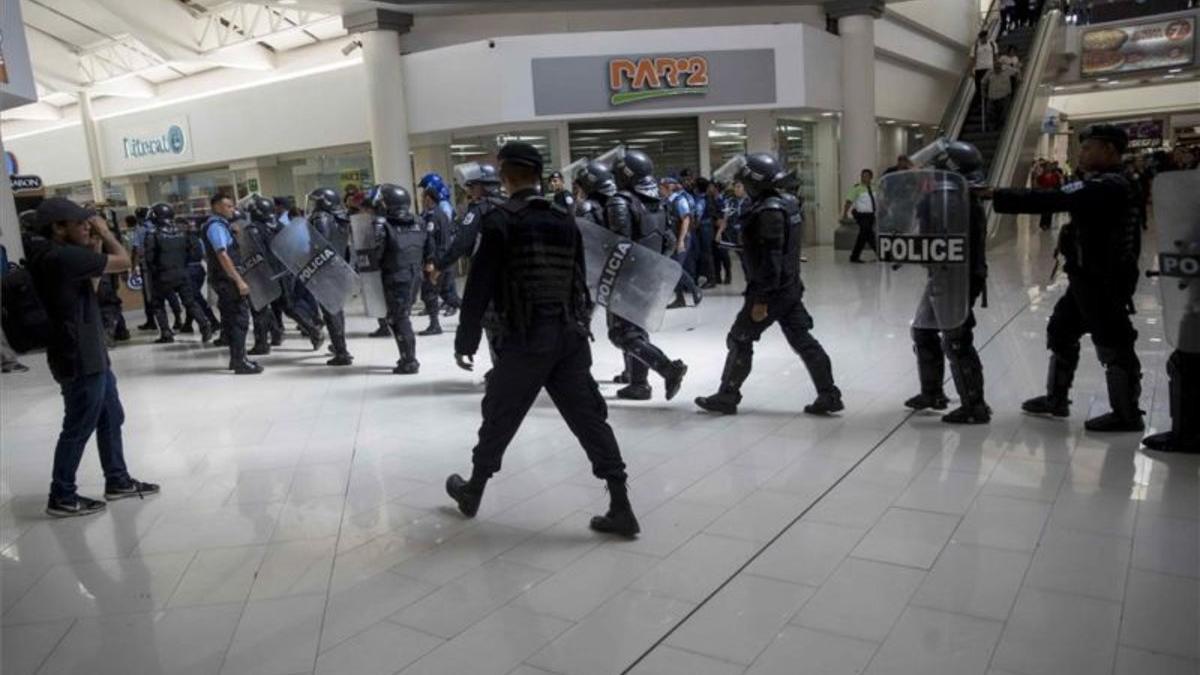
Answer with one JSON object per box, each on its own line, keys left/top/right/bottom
{"left": 1081, "top": 16, "right": 1195, "bottom": 76}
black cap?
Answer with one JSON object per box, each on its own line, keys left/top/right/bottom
{"left": 497, "top": 141, "right": 544, "bottom": 172}
{"left": 36, "top": 197, "right": 92, "bottom": 227}
{"left": 1080, "top": 124, "right": 1128, "bottom": 154}
{"left": 548, "top": 171, "right": 564, "bottom": 181}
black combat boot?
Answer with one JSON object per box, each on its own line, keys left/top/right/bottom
{"left": 905, "top": 392, "right": 950, "bottom": 411}
{"left": 616, "top": 383, "right": 652, "bottom": 400}
{"left": 231, "top": 360, "right": 263, "bottom": 375}
{"left": 589, "top": 480, "right": 640, "bottom": 538}
{"left": 942, "top": 348, "right": 990, "bottom": 425}
{"left": 445, "top": 473, "right": 486, "bottom": 517}
{"left": 1085, "top": 366, "right": 1144, "bottom": 432}
{"left": 248, "top": 342, "right": 271, "bottom": 356}
{"left": 1143, "top": 352, "right": 1199, "bottom": 453}
{"left": 154, "top": 334, "right": 175, "bottom": 344}
{"left": 369, "top": 320, "right": 391, "bottom": 338}
{"left": 804, "top": 389, "right": 845, "bottom": 415}
{"left": 178, "top": 321, "right": 195, "bottom": 334}
{"left": 326, "top": 352, "right": 354, "bottom": 367}
{"left": 663, "top": 360, "right": 688, "bottom": 401}
{"left": 1023, "top": 353, "right": 1075, "bottom": 417}
{"left": 695, "top": 390, "right": 740, "bottom": 414}
{"left": 419, "top": 320, "right": 443, "bottom": 336}
{"left": 666, "top": 292, "right": 687, "bottom": 309}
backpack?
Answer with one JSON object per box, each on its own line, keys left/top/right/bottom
{"left": 1, "top": 263, "right": 52, "bottom": 353}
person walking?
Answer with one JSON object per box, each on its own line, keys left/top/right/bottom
{"left": 844, "top": 169, "right": 878, "bottom": 263}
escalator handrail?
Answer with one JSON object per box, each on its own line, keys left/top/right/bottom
{"left": 939, "top": 0, "right": 1005, "bottom": 139}
{"left": 985, "top": 2, "right": 1064, "bottom": 238}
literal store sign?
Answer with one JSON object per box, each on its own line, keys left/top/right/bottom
{"left": 532, "top": 49, "right": 775, "bottom": 116}
{"left": 105, "top": 115, "right": 194, "bottom": 172}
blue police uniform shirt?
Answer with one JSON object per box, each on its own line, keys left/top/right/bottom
{"left": 278, "top": 211, "right": 290, "bottom": 226}
{"left": 206, "top": 216, "right": 234, "bottom": 251}
{"left": 438, "top": 199, "right": 454, "bottom": 221}
{"left": 132, "top": 221, "right": 151, "bottom": 251}
{"left": 671, "top": 192, "right": 691, "bottom": 219}
{"left": 692, "top": 192, "right": 707, "bottom": 223}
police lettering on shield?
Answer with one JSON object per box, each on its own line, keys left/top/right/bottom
{"left": 877, "top": 233, "right": 968, "bottom": 264}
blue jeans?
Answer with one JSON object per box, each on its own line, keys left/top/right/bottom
{"left": 50, "top": 369, "right": 129, "bottom": 498}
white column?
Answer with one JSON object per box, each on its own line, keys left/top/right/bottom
{"left": 78, "top": 91, "right": 107, "bottom": 204}
{"left": 346, "top": 10, "right": 415, "bottom": 191}
{"left": 833, "top": 4, "right": 882, "bottom": 198}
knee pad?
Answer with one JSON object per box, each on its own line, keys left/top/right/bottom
{"left": 726, "top": 331, "right": 754, "bottom": 356}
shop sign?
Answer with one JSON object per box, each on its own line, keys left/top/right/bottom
{"left": 532, "top": 49, "right": 775, "bottom": 116}
{"left": 106, "top": 115, "right": 194, "bottom": 172}
{"left": 10, "top": 174, "right": 42, "bottom": 193}
{"left": 1081, "top": 16, "right": 1195, "bottom": 77}
{"left": 1109, "top": 118, "right": 1165, "bottom": 149}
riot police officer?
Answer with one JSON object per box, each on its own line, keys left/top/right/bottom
{"left": 307, "top": 188, "right": 354, "bottom": 366}
{"left": 904, "top": 142, "right": 992, "bottom": 424}
{"left": 419, "top": 184, "right": 455, "bottom": 336}
{"left": 987, "top": 124, "right": 1144, "bottom": 432}
{"left": 439, "top": 164, "right": 504, "bottom": 272}
{"left": 370, "top": 184, "right": 435, "bottom": 374}
{"left": 605, "top": 151, "right": 689, "bottom": 401}
{"left": 144, "top": 203, "right": 213, "bottom": 344}
{"left": 696, "top": 153, "right": 843, "bottom": 416}
{"left": 574, "top": 159, "right": 615, "bottom": 227}
{"left": 547, "top": 170, "right": 574, "bottom": 210}
{"left": 203, "top": 194, "right": 261, "bottom": 374}
{"left": 444, "top": 141, "right": 638, "bottom": 538}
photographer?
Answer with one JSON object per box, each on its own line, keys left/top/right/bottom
{"left": 30, "top": 198, "right": 159, "bottom": 518}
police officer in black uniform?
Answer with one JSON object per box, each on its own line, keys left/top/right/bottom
{"left": 574, "top": 159, "right": 615, "bottom": 227}
{"left": 418, "top": 186, "right": 454, "bottom": 336}
{"left": 202, "top": 194, "right": 261, "bottom": 374}
{"left": 144, "top": 203, "right": 213, "bottom": 345}
{"left": 604, "top": 151, "right": 689, "bottom": 401}
{"left": 370, "top": 184, "right": 435, "bottom": 374}
{"left": 307, "top": 188, "right": 354, "bottom": 366}
{"left": 904, "top": 142, "right": 992, "bottom": 424}
{"left": 240, "top": 196, "right": 293, "bottom": 356}
{"left": 445, "top": 141, "right": 638, "bottom": 538}
{"left": 548, "top": 170, "right": 574, "bottom": 211}
{"left": 696, "top": 153, "right": 843, "bottom": 416}
{"left": 439, "top": 164, "right": 504, "bottom": 273}
{"left": 987, "top": 124, "right": 1144, "bottom": 432}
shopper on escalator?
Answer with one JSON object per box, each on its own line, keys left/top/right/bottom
{"left": 982, "top": 61, "right": 1018, "bottom": 132}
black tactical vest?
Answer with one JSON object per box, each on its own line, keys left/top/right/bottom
{"left": 497, "top": 195, "right": 589, "bottom": 334}
{"left": 149, "top": 225, "right": 190, "bottom": 280}
{"left": 576, "top": 197, "right": 606, "bottom": 227}
{"left": 749, "top": 194, "right": 804, "bottom": 289}
{"left": 380, "top": 215, "right": 428, "bottom": 278}
{"left": 202, "top": 216, "right": 241, "bottom": 285}
{"left": 627, "top": 193, "right": 670, "bottom": 254}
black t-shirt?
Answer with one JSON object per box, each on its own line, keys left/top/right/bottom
{"left": 30, "top": 242, "right": 109, "bottom": 383}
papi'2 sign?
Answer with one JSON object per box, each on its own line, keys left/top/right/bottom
{"left": 877, "top": 234, "right": 968, "bottom": 265}
{"left": 607, "top": 56, "right": 709, "bottom": 106}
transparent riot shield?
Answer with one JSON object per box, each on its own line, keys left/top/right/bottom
{"left": 350, "top": 214, "right": 388, "bottom": 318}
{"left": 875, "top": 170, "right": 971, "bottom": 330}
{"left": 237, "top": 227, "right": 283, "bottom": 312}
{"left": 1151, "top": 171, "right": 1200, "bottom": 353}
{"left": 269, "top": 216, "right": 359, "bottom": 315}
{"left": 577, "top": 218, "right": 682, "bottom": 332}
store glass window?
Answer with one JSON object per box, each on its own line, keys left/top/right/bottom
{"left": 708, "top": 119, "right": 748, "bottom": 173}
{"left": 51, "top": 181, "right": 126, "bottom": 206}
{"left": 289, "top": 148, "right": 374, "bottom": 210}
{"left": 775, "top": 119, "right": 818, "bottom": 208}
{"left": 147, "top": 168, "right": 236, "bottom": 217}
{"left": 446, "top": 129, "right": 558, "bottom": 202}
{"left": 568, "top": 117, "right": 699, "bottom": 178}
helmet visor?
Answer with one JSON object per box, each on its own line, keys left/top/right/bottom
{"left": 454, "top": 162, "right": 483, "bottom": 188}
{"left": 909, "top": 137, "right": 951, "bottom": 169}
{"left": 594, "top": 144, "right": 626, "bottom": 168}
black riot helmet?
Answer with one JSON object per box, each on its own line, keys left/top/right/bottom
{"left": 306, "top": 187, "right": 342, "bottom": 216}
{"left": 243, "top": 195, "right": 275, "bottom": 224}
{"left": 576, "top": 160, "right": 616, "bottom": 197}
{"left": 371, "top": 183, "right": 413, "bottom": 219}
{"left": 472, "top": 163, "right": 501, "bottom": 186}
{"left": 134, "top": 206, "right": 149, "bottom": 221}
{"left": 736, "top": 153, "right": 787, "bottom": 198}
{"left": 18, "top": 209, "right": 38, "bottom": 232}
{"left": 612, "top": 150, "right": 654, "bottom": 191}
{"left": 930, "top": 141, "right": 985, "bottom": 186}
{"left": 147, "top": 202, "right": 175, "bottom": 227}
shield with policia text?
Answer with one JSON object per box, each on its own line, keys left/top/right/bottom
{"left": 269, "top": 216, "right": 359, "bottom": 315}
{"left": 577, "top": 217, "right": 682, "bottom": 332}
{"left": 1151, "top": 170, "right": 1200, "bottom": 353}
{"left": 350, "top": 213, "right": 388, "bottom": 318}
{"left": 237, "top": 226, "right": 283, "bottom": 311}
{"left": 875, "top": 169, "right": 970, "bottom": 330}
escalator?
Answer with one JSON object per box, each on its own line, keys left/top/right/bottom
{"left": 937, "top": 1, "right": 1068, "bottom": 241}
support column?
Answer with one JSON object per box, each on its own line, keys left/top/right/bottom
{"left": 78, "top": 91, "right": 107, "bottom": 204}
{"left": 344, "top": 9, "right": 414, "bottom": 191}
{"left": 827, "top": 0, "right": 883, "bottom": 200}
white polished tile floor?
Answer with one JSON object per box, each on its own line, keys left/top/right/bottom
{"left": 2, "top": 221, "right": 1197, "bottom": 675}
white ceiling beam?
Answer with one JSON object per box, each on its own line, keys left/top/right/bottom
{"left": 89, "top": 75, "right": 157, "bottom": 99}
{"left": 92, "top": 0, "right": 274, "bottom": 70}
{"left": 1, "top": 101, "right": 63, "bottom": 121}
{"left": 24, "top": 28, "right": 87, "bottom": 92}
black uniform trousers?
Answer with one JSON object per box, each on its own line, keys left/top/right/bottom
{"left": 438, "top": 268, "right": 460, "bottom": 309}
{"left": 187, "top": 264, "right": 219, "bottom": 327}
{"left": 849, "top": 211, "right": 877, "bottom": 262}
{"left": 214, "top": 280, "right": 250, "bottom": 365}
{"left": 911, "top": 293, "right": 985, "bottom": 405}
{"left": 321, "top": 307, "right": 349, "bottom": 356}
{"left": 723, "top": 290, "right": 837, "bottom": 398}
{"left": 151, "top": 274, "right": 210, "bottom": 336}
{"left": 384, "top": 276, "right": 420, "bottom": 363}
{"left": 420, "top": 277, "right": 441, "bottom": 319}
{"left": 472, "top": 322, "right": 627, "bottom": 483}
{"left": 250, "top": 302, "right": 277, "bottom": 348}
{"left": 607, "top": 312, "right": 673, "bottom": 386}
{"left": 1046, "top": 280, "right": 1140, "bottom": 385}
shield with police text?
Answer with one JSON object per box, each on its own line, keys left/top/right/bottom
{"left": 876, "top": 170, "right": 970, "bottom": 330}
{"left": 350, "top": 214, "right": 388, "bottom": 318}
{"left": 269, "top": 217, "right": 359, "bottom": 315}
{"left": 237, "top": 227, "right": 283, "bottom": 311}
{"left": 1152, "top": 171, "right": 1200, "bottom": 353}
{"left": 577, "top": 218, "right": 682, "bottom": 332}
